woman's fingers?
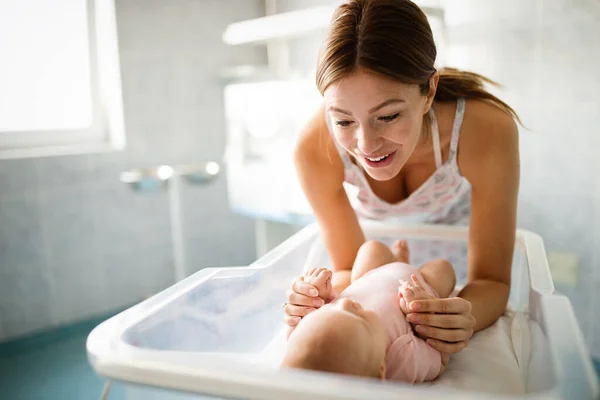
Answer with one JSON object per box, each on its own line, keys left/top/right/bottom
{"left": 286, "top": 290, "right": 324, "bottom": 308}
{"left": 405, "top": 297, "right": 475, "bottom": 354}
{"left": 407, "top": 312, "right": 476, "bottom": 329}
{"left": 426, "top": 338, "right": 469, "bottom": 354}
{"left": 409, "top": 297, "right": 472, "bottom": 314}
{"left": 284, "top": 275, "right": 324, "bottom": 327}
{"left": 284, "top": 314, "right": 301, "bottom": 326}
{"left": 291, "top": 276, "right": 319, "bottom": 298}
{"left": 414, "top": 325, "right": 473, "bottom": 343}
{"left": 283, "top": 304, "right": 317, "bottom": 318}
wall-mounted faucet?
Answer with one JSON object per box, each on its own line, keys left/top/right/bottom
{"left": 120, "top": 162, "right": 220, "bottom": 191}
{"left": 119, "top": 161, "right": 221, "bottom": 282}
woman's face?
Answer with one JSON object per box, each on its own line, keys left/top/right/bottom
{"left": 324, "top": 69, "right": 434, "bottom": 181}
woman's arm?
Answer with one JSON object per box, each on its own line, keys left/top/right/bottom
{"left": 407, "top": 101, "right": 520, "bottom": 352}
{"left": 284, "top": 105, "right": 365, "bottom": 328}
{"left": 294, "top": 104, "right": 366, "bottom": 294}
{"left": 459, "top": 100, "right": 519, "bottom": 331}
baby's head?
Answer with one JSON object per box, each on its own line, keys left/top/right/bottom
{"left": 282, "top": 298, "right": 388, "bottom": 379}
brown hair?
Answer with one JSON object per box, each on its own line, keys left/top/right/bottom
{"left": 316, "top": 0, "right": 521, "bottom": 124}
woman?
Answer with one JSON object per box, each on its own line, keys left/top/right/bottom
{"left": 283, "top": 0, "right": 520, "bottom": 355}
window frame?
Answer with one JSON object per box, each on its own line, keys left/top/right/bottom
{"left": 0, "top": 0, "right": 125, "bottom": 159}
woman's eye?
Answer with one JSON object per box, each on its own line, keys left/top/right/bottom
{"left": 335, "top": 120, "right": 353, "bottom": 128}
{"left": 379, "top": 113, "right": 400, "bottom": 122}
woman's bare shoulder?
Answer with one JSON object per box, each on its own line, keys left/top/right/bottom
{"left": 459, "top": 99, "right": 519, "bottom": 178}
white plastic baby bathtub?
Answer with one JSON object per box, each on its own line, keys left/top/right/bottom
{"left": 87, "top": 222, "right": 599, "bottom": 400}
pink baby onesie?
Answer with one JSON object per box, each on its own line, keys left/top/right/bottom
{"left": 334, "top": 262, "right": 442, "bottom": 383}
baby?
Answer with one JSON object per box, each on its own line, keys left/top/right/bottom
{"left": 282, "top": 240, "right": 456, "bottom": 383}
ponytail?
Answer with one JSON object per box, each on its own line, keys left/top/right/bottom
{"left": 435, "top": 67, "right": 522, "bottom": 125}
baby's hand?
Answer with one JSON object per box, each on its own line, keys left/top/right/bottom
{"left": 398, "top": 274, "right": 434, "bottom": 317}
{"left": 304, "top": 268, "right": 336, "bottom": 303}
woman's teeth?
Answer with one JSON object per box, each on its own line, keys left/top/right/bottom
{"left": 366, "top": 154, "right": 389, "bottom": 162}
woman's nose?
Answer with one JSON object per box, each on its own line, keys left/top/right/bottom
{"left": 356, "top": 126, "right": 382, "bottom": 156}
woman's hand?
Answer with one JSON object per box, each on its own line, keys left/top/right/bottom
{"left": 406, "top": 297, "right": 476, "bottom": 354}
{"left": 283, "top": 275, "right": 326, "bottom": 328}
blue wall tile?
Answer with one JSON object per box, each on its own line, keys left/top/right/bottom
{"left": 0, "top": 268, "right": 53, "bottom": 340}
{"left": 48, "top": 255, "right": 109, "bottom": 326}
{"left": 93, "top": 190, "right": 172, "bottom": 253}
{"left": 33, "top": 154, "right": 105, "bottom": 195}
{"left": 99, "top": 243, "right": 174, "bottom": 311}
{"left": 0, "top": 194, "right": 46, "bottom": 275}
{"left": 0, "top": 159, "right": 38, "bottom": 196}
{"left": 37, "top": 187, "right": 99, "bottom": 266}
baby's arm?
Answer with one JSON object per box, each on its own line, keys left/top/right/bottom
{"left": 386, "top": 335, "right": 444, "bottom": 383}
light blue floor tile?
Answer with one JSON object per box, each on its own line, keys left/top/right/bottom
{"left": 0, "top": 332, "right": 125, "bottom": 400}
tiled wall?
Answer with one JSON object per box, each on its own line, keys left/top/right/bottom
{"left": 276, "top": 0, "right": 600, "bottom": 357}
{"left": 0, "top": 0, "right": 265, "bottom": 341}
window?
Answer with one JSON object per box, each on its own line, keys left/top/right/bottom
{"left": 0, "top": 0, "right": 124, "bottom": 159}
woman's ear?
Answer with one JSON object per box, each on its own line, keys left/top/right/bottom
{"left": 424, "top": 71, "right": 439, "bottom": 114}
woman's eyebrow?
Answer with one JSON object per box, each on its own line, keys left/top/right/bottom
{"left": 369, "top": 98, "right": 405, "bottom": 113}
{"left": 327, "top": 106, "right": 352, "bottom": 116}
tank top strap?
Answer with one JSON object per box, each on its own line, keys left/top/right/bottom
{"left": 448, "top": 98, "right": 466, "bottom": 162}
{"left": 428, "top": 107, "right": 443, "bottom": 169}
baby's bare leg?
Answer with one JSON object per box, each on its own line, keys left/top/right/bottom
{"left": 391, "top": 240, "right": 410, "bottom": 264}
{"left": 351, "top": 240, "right": 396, "bottom": 282}
{"left": 418, "top": 259, "right": 456, "bottom": 299}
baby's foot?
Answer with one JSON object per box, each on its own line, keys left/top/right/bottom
{"left": 391, "top": 240, "right": 410, "bottom": 264}
{"left": 304, "top": 268, "right": 335, "bottom": 303}
{"left": 398, "top": 274, "right": 434, "bottom": 316}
